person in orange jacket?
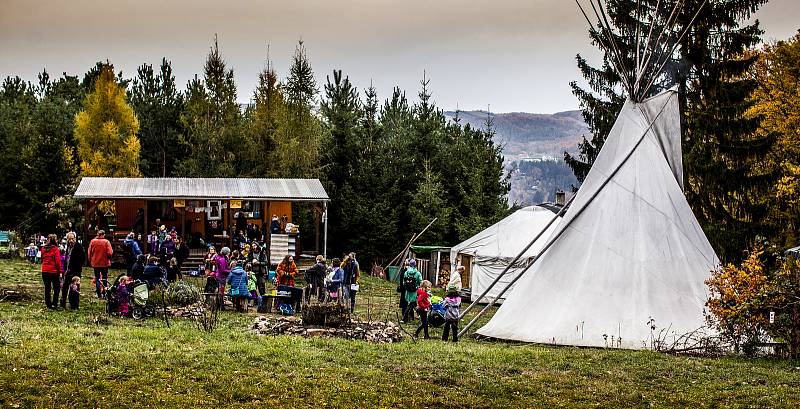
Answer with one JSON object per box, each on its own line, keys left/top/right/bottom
{"left": 276, "top": 255, "right": 298, "bottom": 287}
{"left": 87, "top": 230, "right": 113, "bottom": 298}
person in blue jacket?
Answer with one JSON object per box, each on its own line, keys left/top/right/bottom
{"left": 227, "top": 260, "right": 250, "bottom": 312}
{"left": 327, "top": 258, "right": 344, "bottom": 300}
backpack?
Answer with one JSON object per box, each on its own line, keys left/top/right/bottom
{"left": 122, "top": 241, "right": 134, "bottom": 259}
{"left": 403, "top": 272, "right": 417, "bottom": 293}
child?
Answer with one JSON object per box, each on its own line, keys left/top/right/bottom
{"left": 442, "top": 285, "right": 461, "bottom": 342}
{"left": 227, "top": 260, "right": 249, "bottom": 312}
{"left": 415, "top": 280, "right": 432, "bottom": 339}
{"left": 26, "top": 243, "right": 37, "bottom": 263}
{"left": 35, "top": 246, "right": 42, "bottom": 264}
{"left": 68, "top": 276, "right": 81, "bottom": 310}
{"left": 148, "top": 230, "right": 159, "bottom": 254}
{"left": 246, "top": 263, "right": 258, "bottom": 306}
{"left": 326, "top": 258, "right": 343, "bottom": 300}
{"left": 166, "top": 257, "right": 180, "bottom": 283}
{"left": 117, "top": 276, "right": 130, "bottom": 316}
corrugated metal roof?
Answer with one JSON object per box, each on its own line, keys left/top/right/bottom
{"left": 74, "top": 177, "right": 329, "bottom": 201}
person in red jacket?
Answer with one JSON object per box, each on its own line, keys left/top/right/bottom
{"left": 88, "top": 230, "right": 113, "bottom": 298}
{"left": 415, "top": 280, "right": 433, "bottom": 339}
{"left": 40, "top": 234, "right": 63, "bottom": 309}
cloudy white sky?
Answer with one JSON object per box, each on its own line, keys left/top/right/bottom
{"left": 1, "top": 0, "right": 797, "bottom": 113}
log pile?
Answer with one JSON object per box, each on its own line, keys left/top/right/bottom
{"left": 0, "top": 286, "right": 33, "bottom": 302}
{"left": 301, "top": 302, "right": 350, "bottom": 327}
{"left": 250, "top": 315, "right": 404, "bottom": 343}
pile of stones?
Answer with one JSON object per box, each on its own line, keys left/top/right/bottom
{"left": 250, "top": 315, "right": 404, "bottom": 343}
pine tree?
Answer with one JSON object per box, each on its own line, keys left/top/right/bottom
{"left": 285, "top": 40, "right": 317, "bottom": 110}
{"left": 74, "top": 63, "right": 141, "bottom": 177}
{"left": 129, "top": 58, "right": 185, "bottom": 177}
{"left": 177, "top": 36, "right": 241, "bottom": 177}
{"left": 320, "top": 69, "right": 362, "bottom": 255}
{"left": 272, "top": 40, "right": 324, "bottom": 178}
{"left": 244, "top": 56, "right": 285, "bottom": 177}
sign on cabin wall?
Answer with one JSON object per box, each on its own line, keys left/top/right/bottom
{"left": 173, "top": 199, "right": 185, "bottom": 208}
{"left": 230, "top": 200, "right": 242, "bottom": 209}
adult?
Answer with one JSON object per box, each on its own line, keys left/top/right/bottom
{"left": 88, "top": 230, "right": 113, "bottom": 298}
{"left": 160, "top": 235, "right": 176, "bottom": 264}
{"left": 327, "top": 258, "right": 344, "bottom": 298}
{"left": 174, "top": 237, "right": 189, "bottom": 270}
{"left": 305, "top": 255, "right": 327, "bottom": 302}
{"left": 142, "top": 256, "right": 165, "bottom": 288}
{"left": 204, "top": 246, "right": 217, "bottom": 276}
{"left": 270, "top": 215, "right": 281, "bottom": 234}
{"left": 276, "top": 255, "right": 298, "bottom": 287}
{"left": 448, "top": 265, "right": 464, "bottom": 292}
{"left": 59, "top": 232, "right": 85, "bottom": 310}
{"left": 133, "top": 208, "right": 145, "bottom": 235}
{"left": 215, "top": 247, "right": 232, "bottom": 304}
{"left": 402, "top": 259, "right": 423, "bottom": 322}
{"left": 40, "top": 234, "right": 63, "bottom": 309}
{"left": 249, "top": 242, "right": 269, "bottom": 296}
{"left": 342, "top": 254, "right": 361, "bottom": 312}
{"left": 123, "top": 232, "right": 142, "bottom": 274}
{"left": 397, "top": 259, "right": 410, "bottom": 319}
{"left": 130, "top": 254, "right": 146, "bottom": 281}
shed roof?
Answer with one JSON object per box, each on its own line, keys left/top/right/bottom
{"left": 74, "top": 177, "right": 329, "bottom": 201}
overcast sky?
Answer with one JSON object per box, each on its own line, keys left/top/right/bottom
{"left": 1, "top": 0, "right": 797, "bottom": 113}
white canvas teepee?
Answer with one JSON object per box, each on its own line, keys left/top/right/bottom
{"left": 450, "top": 205, "right": 563, "bottom": 303}
{"left": 476, "top": 89, "right": 719, "bottom": 349}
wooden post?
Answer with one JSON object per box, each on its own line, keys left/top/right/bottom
{"left": 180, "top": 203, "right": 185, "bottom": 240}
{"left": 314, "top": 202, "right": 321, "bottom": 254}
{"left": 226, "top": 200, "right": 232, "bottom": 248}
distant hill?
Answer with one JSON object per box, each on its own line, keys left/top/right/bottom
{"left": 445, "top": 109, "right": 587, "bottom": 206}
{"left": 444, "top": 109, "right": 588, "bottom": 158}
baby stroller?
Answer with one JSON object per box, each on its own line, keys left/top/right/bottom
{"left": 128, "top": 281, "right": 155, "bottom": 319}
{"left": 106, "top": 277, "right": 155, "bottom": 319}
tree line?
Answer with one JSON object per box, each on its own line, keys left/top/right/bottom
{"left": 0, "top": 38, "right": 509, "bottom": 264}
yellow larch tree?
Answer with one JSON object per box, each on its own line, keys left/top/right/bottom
{"left": 75, "top": 64, "right": 141, "bottom": 177}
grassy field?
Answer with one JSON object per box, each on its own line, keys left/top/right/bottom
{"left": 1, "top": 259, "right": 799, "bottom": 408}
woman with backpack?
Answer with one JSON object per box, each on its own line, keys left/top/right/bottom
{"left": 402, "top": 259, "right": 422, "bottom": 322}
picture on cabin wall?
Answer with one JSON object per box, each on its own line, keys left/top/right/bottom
{"left": 207, "top": 200, "right": 222, "bottom": 220}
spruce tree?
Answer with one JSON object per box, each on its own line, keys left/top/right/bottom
{"left": 177, "top": 36, "right": 241, "bottom": 177}
{"left": 245, "top": 57, "right": 284, "bottom": 177}
{"left": 273, "top": 40, "right": 324, "bottom": 179}
{"left": 129, "top": 58, "right": 185, "bottom": 177}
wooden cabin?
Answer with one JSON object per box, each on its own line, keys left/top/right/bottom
{"left": 73, "top": 177, "right": 330, "bottom": 258}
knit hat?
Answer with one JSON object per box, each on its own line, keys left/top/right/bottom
{"left": 409, "top": 259, "right": 416, "bottom": 267}
{"left": 446, "top": 285, "right": 459, "bottom": 297}
{"left": 220, "top": 247, "right": 231, "bottom": 255}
